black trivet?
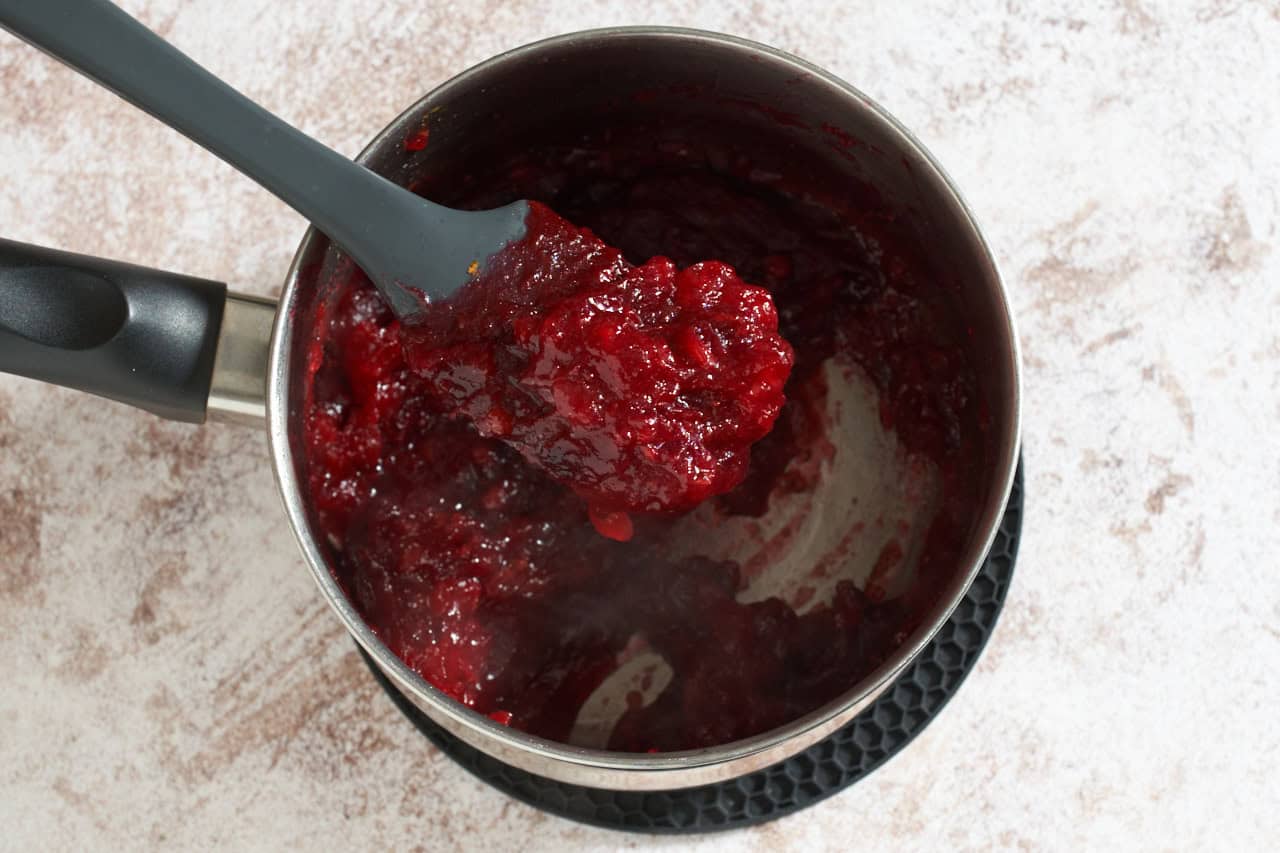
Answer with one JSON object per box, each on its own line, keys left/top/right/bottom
{"left": 362, "top": 462, "right": 1023, "bottom": 833}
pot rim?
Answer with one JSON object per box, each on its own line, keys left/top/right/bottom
{"left": 266, "top": 25, "right": 1023, "bottom": 784}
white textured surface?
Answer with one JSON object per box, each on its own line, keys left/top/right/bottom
{"left": 2, "top": 1, "right": 1278, "bottom": 849}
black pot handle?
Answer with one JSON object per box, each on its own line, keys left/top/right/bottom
{"left": 0, "top": 237, "right": 226, "bottom": 423}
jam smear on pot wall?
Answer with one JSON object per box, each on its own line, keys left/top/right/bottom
{"left": 302, "top": 117, "right": 986, "bottom": 752}
{"left": 398, "top": 201, "right": 794, "bottom": 539}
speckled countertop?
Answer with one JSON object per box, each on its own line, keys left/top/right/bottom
{"left": 1, "top": 1, "right": 1277, "bottom": 849}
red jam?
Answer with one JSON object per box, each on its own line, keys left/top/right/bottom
{"left": 399, "top": 202, "right": 793, "bottom": 539}
{"left": 302, "top": 118, "right": 985, "bottom": 751}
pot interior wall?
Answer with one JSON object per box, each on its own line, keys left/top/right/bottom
{"left": 284, "top": 32, "right": 1016, "bottom": 752}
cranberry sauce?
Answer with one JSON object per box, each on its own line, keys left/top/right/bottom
{"left": 301, "top": 117, "right": 985, "bottom": 752}
{"left": 398, "top": 201, "right": 794, "bottom": 540}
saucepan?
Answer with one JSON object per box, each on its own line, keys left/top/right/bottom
{"left": 0, "top": 28, "right": 1020, "bottom": 790}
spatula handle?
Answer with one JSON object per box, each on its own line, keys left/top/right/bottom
{"left": 0, "top": 0, "right": 447, "bottom": 312}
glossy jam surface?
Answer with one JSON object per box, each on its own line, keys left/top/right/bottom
{"left": 301, "top": 119, "right": 985, "bottom": 751}
{"left": 399, "top": 201, "right": 794, "bottom": 538}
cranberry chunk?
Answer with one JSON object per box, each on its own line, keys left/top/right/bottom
{"left": 400, "top": 202, "right": 794, "bottom": 536}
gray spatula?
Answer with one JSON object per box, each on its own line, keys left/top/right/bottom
{"left": 0, "top": 0, "right": 530, "bottom": 319}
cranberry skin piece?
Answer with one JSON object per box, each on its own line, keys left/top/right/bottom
{"left": 588, "top": 506, "right": 634, "bottom": 542}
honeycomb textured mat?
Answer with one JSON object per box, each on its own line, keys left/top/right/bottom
{"left": 362, "top": 461, "right": 1023, "bottom": 833}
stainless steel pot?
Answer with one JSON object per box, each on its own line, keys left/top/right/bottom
{"left": 0, "top": 28, "right": 1020, "bottom": 790}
